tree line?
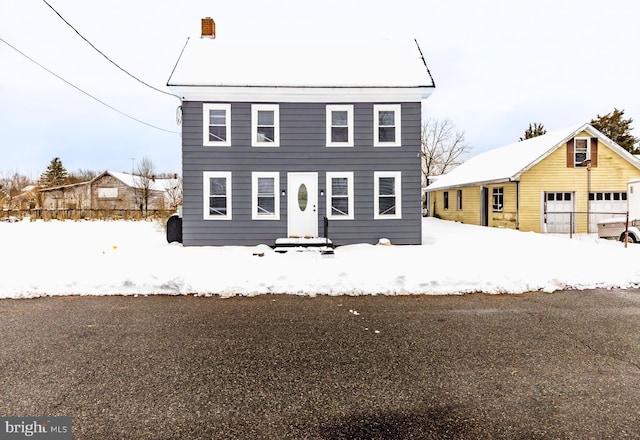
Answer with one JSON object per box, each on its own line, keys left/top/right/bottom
{"left": 1, "top": 156, "right": 181, "bottom": 212}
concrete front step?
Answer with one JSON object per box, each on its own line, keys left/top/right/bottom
{"left": 274, "top": 237, "right": 334, "bottom": 254}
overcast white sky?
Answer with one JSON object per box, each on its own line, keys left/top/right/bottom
{"left": 2, "top": 0, "right": 639, "bottom": 177}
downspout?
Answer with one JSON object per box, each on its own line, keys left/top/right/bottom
{"left": 515, "top": 180, "right": 520, "bottom": 230}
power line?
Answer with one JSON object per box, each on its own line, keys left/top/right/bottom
{"left": 0, "top": 36, "right": 180, "bottom": 135}
{"left": 41, "top": 0, "right": 181, "bottom": 101}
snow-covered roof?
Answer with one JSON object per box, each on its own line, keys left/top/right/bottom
{"left": 425, "top": 123, "right": 640, "bottom": 192}
{"left": 106, "top": 171, "right": 176, "bottom": 193}
{"left": 167, "top": 38, "right": 435, "bottom": 102}
{"left": 38, "top": 171, "right": 179, "bottom": 193}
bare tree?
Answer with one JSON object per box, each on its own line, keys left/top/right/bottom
{"left": 165, "top": 173, "right": 183, "bottom": 211}
{"left": 0, "top": 171, "right": 34, "bottom": 210}
{"left": 421, "top": 118, "right": 471, "bottom": 187}
{"left": 135, "top": 156, "right": 155, "bottom": 217}
{"left": 68, "top": 168, "right": 98, "bottom": 184}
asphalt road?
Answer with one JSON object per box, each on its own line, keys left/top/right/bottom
{"left": 1, "top": 290, "right": 640, "bottom": 439}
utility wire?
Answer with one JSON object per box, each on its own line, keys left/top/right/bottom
{"left": 41, "top": 0, "right": 181, "bottom": 101}
{"left": 0, "top": 36, "right": 180, "bottom": 135}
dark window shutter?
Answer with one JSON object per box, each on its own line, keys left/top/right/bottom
{"left": 591, "top": 138, "right": 598, "bottom": 167}
{"left": 566, "top": 139, "right": 575, "bottom": 167}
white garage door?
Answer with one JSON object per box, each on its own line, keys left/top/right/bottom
{"left": 544, "top": 192, "right": 574, "bottom": 233}
{"left": 588, "top": 191, "right": 627, "bottom": 233}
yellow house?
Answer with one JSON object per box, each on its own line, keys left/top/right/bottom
{"left": 425, "top": 123, "right": 640, "bottom": 234}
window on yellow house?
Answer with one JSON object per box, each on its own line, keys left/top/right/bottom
{"left": 456, "top": 190, "right": 462, "bottom": 210}
{"left": 443, "top": 191, "right": 449, "bottom": 209}
{"left": 492, "top": 187, "right": 503, "bottom": 212}
{"left": 574, "top": 138, "right": 590, "bottom": 167}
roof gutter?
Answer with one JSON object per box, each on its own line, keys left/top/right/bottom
{"left": 425, "top": 177, "right": 513, "bottom": 192}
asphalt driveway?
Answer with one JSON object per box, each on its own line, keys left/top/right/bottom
{"left": 1, "top": 290, "right": 639, "bottom": 439}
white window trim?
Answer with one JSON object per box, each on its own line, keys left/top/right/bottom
{"left": 373, "top": 104, "right": 402, "bottom": 147}
{"left": 251, "top": 104, "right": 280, "bottom": 147}
{"left": 203, "top": 103, "right": 231, "bottom": 147}
{"left": 251, "top": 172, "right": 280, "bottom": 220}
{"left": 326, "top": 105, "right": 354, "bottom": 147}
{"left": 574, "top": 137, "right": 591, "bottom": 167}
{"left": 326, "top": 172, "right": 354, "bottom": 220}
{"left": 203, "top": 171, "right": 232, "bottom": 220}
{"left": 492, "top": 187, "right": 504, "bottom": 213}
{"left": 374, "top": 171, "right": 402, "bottom": 219}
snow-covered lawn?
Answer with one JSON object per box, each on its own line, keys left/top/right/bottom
{"left": 1, "top": 217, "right": 639, "bottom": 299}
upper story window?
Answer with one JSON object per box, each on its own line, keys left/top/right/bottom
{"left": 374, "top": 104, "right": 401, "bottom": 147}
{"left": 252, "top": 172, "right": 280, "bottom": 220}
{"left": 203, "top": 171, "right": 232, "bottom": 220}
{"left": 203, "top": 104, "right": 231, "bottom": 147}
{"left": 326, "top": 172, "right": 354, "bottom": 220}
{"left": 574, "top": 137, "right": 590, "bottom": 167}
{"left": 374, "top": 171, "right": 402, "bottom": 219}
{"left": 252, "top": 105, "right": 280, "bottom": 147}
{"left": 326, "top": 105, "right": 354, "bottom": 147}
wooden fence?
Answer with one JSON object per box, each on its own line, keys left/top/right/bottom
{"left": 2, "top": 209, "right": 174, "bottom": 221}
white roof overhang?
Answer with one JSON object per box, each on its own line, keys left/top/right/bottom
{"left": 168, "top": 85, "right": 434, "bottom": 103}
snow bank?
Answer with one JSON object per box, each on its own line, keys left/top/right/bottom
{"left": 1, "top": 218, "right": 639, "bottom": 298}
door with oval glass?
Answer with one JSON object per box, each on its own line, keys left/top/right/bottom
{"left": 287, "top": 172, "right": 318, "bottom": 238}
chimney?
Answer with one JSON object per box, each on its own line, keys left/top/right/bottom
{"left": 201, "top": 17, "right": 216, "bottom": 39}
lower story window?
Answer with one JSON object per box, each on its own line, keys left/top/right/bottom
{"left": 443, "top": 191, "right": 449, "bottom": 210}
{"left": 326, "top": 172, "right": 354, "bottom": 220}
{"left": 203, "top": 171, "right": 232, "bottom": 220}
{"left": 457, "top": 189, "right": 462, "bottom": 210}
{"left": 492, "top": 187, "right": 503, "bottom": 212}
{"left": 374, "top": 171, "right": 402, "bottom": 219}
{"left": 252, "top": 172, "right": 280, "bottom": 220}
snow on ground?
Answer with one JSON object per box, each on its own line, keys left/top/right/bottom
{"left": 1, "top": 217, "right": 640, "bottom": 299}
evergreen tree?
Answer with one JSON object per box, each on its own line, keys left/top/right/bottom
{"left": 591, "top": 108, "right": 639, "bottom": 153}
{"left": 519, "top": 123, "right": 546, "bottom": 141}
{"left": 39, "top": 157, "right": 69, "bottom": 188}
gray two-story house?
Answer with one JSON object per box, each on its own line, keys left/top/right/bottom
{"left": 167, "top": 24, "right": 435, "bottom": 246}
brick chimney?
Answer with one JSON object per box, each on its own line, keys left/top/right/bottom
{"left": 201, "top": 17, "right": 216, "bottom": 39}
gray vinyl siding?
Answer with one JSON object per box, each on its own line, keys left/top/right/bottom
{"left": 182, "top": 101, "right": 422, "bottom": 246}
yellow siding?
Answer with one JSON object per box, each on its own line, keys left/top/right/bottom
{"left": 429, "top": 132, "right": 640, "bottom": 233}
{"left": 488, "top": 183, "right": 518, "bottom": 228}
{"left": 430, "top": 183, "right": 517, "bottom": 228}
{"left": 519, "top": 132, "right": 640, "bottom": 232}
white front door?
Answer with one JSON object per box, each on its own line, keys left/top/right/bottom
{"left": 287, "top": 172, "right": 318, "bottom": 238}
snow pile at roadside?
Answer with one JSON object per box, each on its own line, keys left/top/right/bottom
{"left": 1, "top": 217, "right": 639, "bottom": 299}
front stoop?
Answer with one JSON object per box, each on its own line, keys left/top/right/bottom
{"left": 274, "top": 237, "right": 334, "bottom": 255}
